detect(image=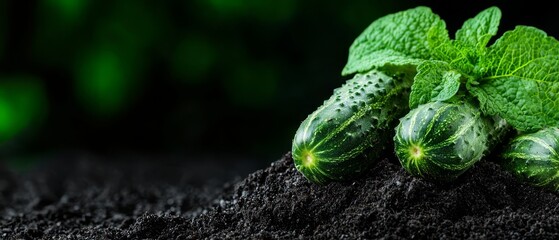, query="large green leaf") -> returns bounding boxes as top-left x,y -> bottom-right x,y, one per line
342,6 -> 447,76
470,26 -> 559,132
